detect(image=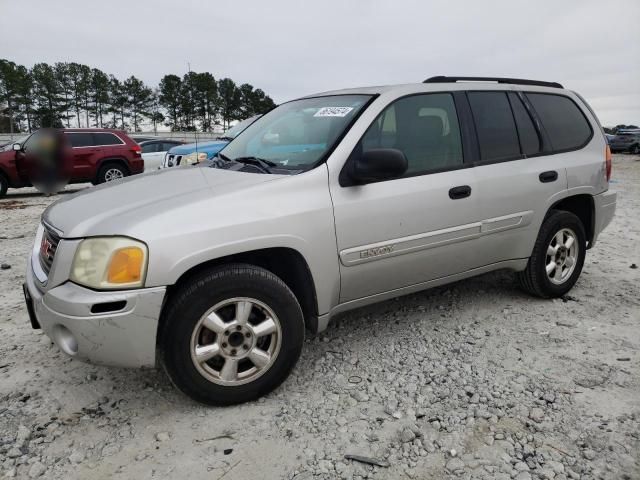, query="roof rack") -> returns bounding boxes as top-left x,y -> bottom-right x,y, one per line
423,76 -> 563,89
